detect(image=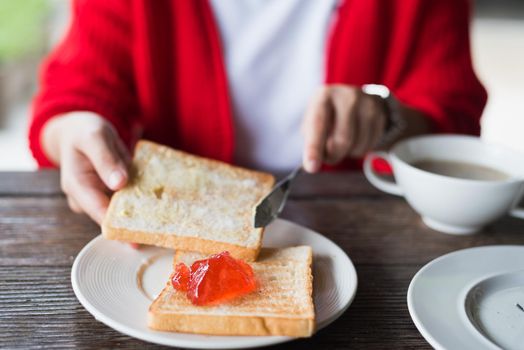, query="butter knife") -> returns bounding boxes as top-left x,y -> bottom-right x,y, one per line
254,166 -> 302,228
